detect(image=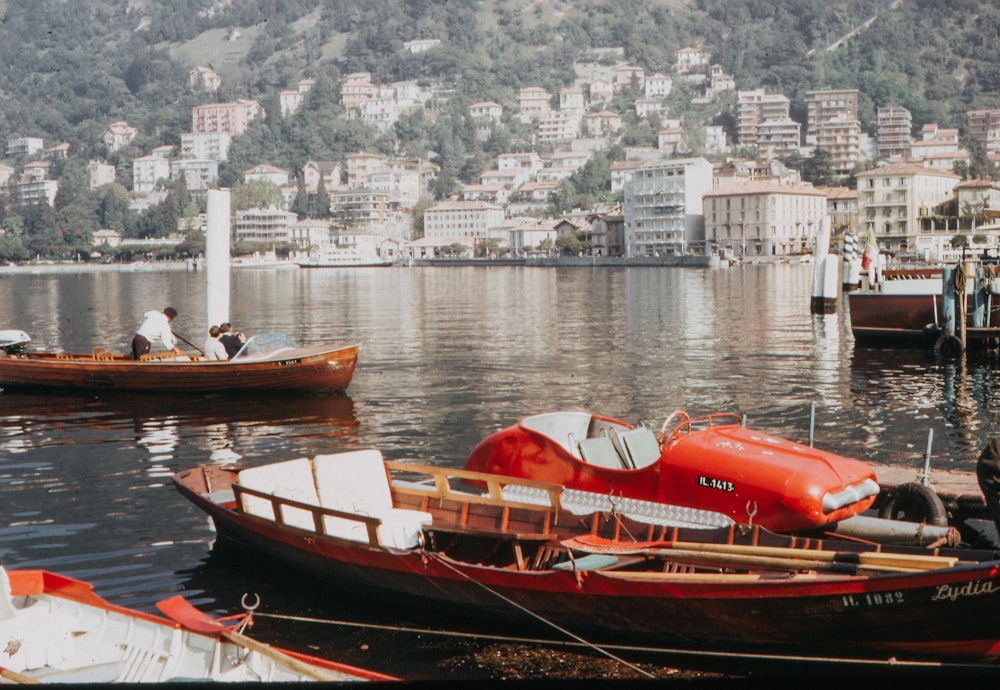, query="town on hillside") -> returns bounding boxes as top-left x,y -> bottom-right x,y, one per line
2,41 -> 998,267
